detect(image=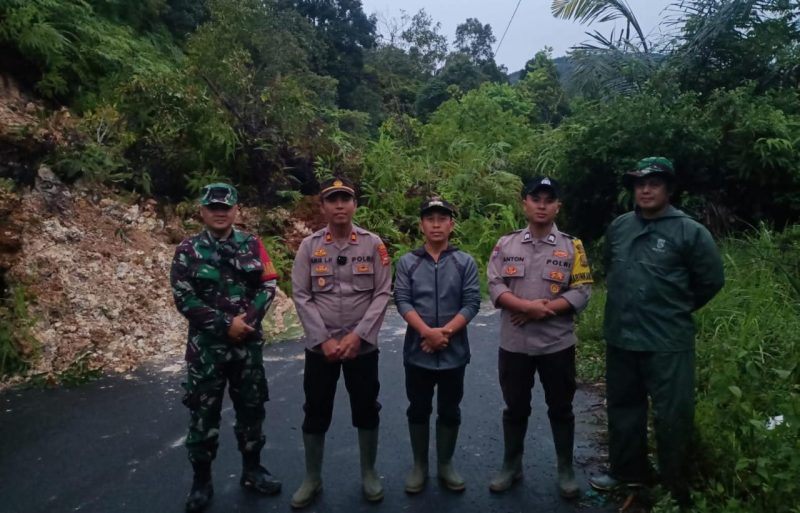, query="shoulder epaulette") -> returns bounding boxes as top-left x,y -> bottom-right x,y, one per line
559,231 -> 576,240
